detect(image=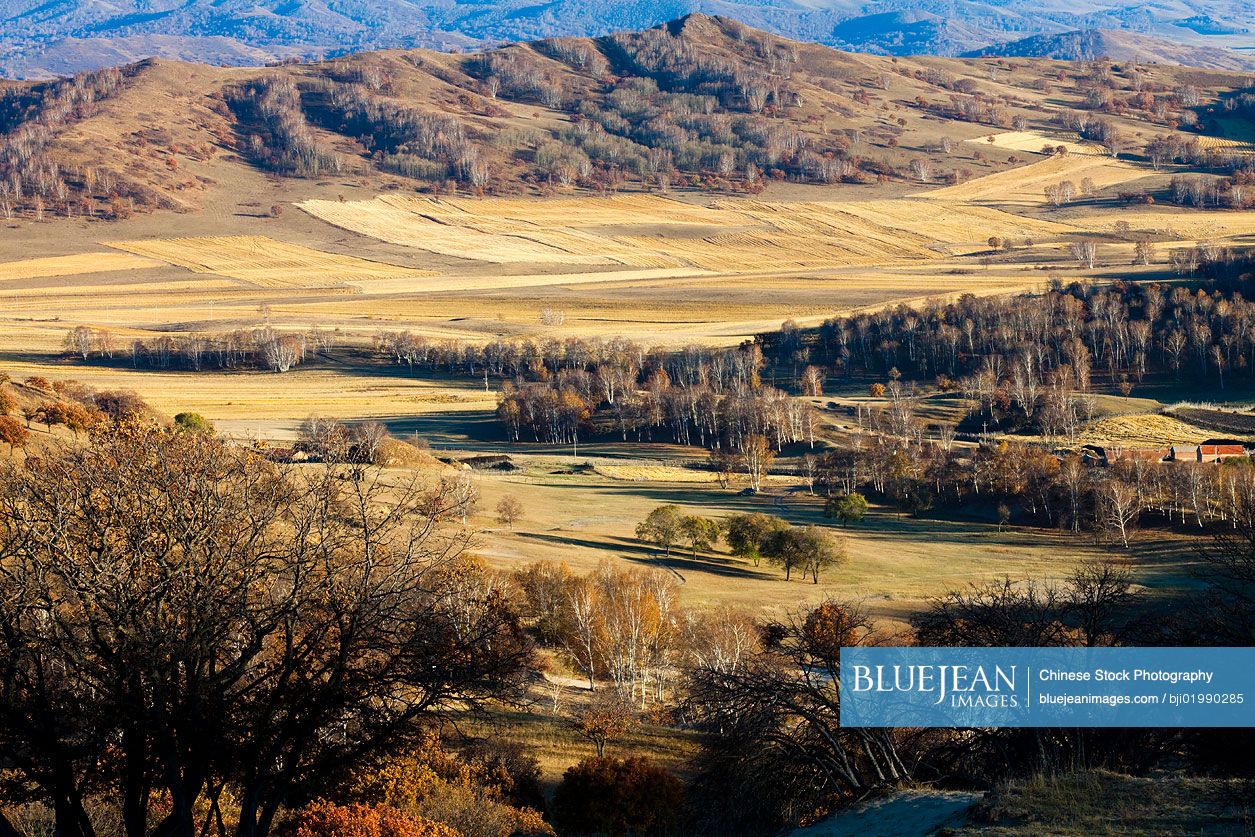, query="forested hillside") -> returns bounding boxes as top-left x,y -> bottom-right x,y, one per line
1,14 -> 1251,222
